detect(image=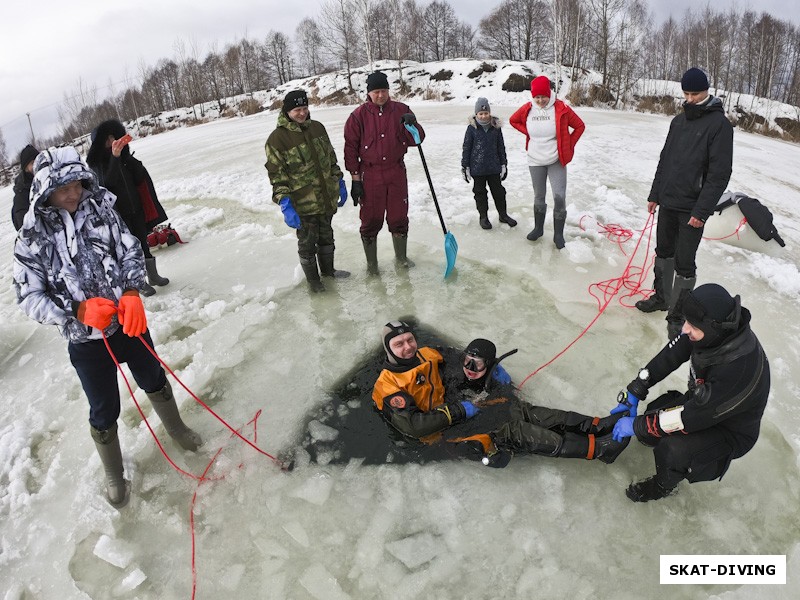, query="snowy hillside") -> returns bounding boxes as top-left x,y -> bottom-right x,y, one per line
113,59 -> 800,146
